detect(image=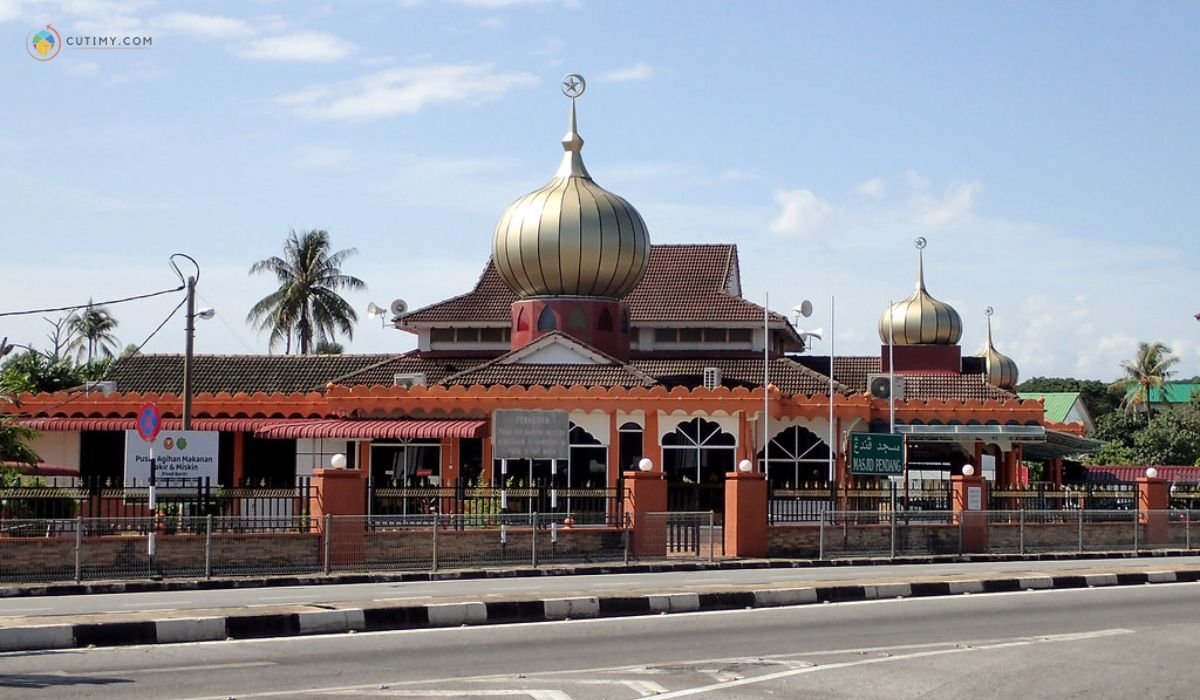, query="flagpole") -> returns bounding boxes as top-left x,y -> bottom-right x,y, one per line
888,299 -> 896,434
828,295 -> 835,483
763,291 -> 769,475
